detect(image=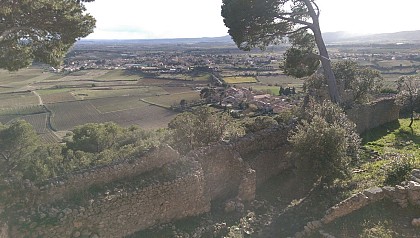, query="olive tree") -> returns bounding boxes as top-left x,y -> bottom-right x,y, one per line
221,0 -> 340,103
397,76 -> 420,128
289,101 -> 360,184
0,0 -> 96,71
